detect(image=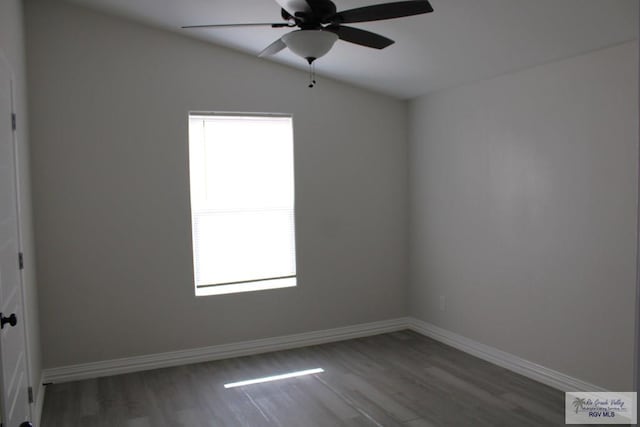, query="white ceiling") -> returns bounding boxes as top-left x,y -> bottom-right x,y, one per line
62,0 -> 638,99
